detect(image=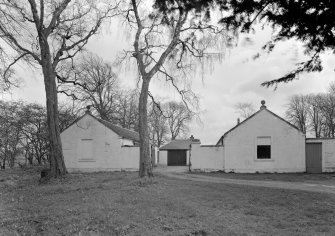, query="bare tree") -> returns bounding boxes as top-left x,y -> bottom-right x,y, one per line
148,102 -> 168,147
234,102 -> 255,119
21,103 -> 49,165
319,93 -> 335,138
59,53 -> 120,121
285,95 -> 309,134
114,89 -> 139,131
306,94 -> 324,138
59,53 -> 140,130
0,1 -> 117,177
58,102 -> 79,132
0,101 -> 25,169
122,0 -> 227,177
165,101 -> 193,140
